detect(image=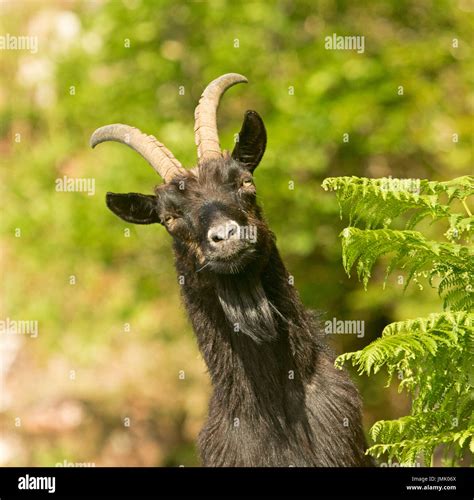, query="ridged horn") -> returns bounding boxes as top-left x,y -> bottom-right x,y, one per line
194,73 -> 248,163
90,123 -> 185,182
